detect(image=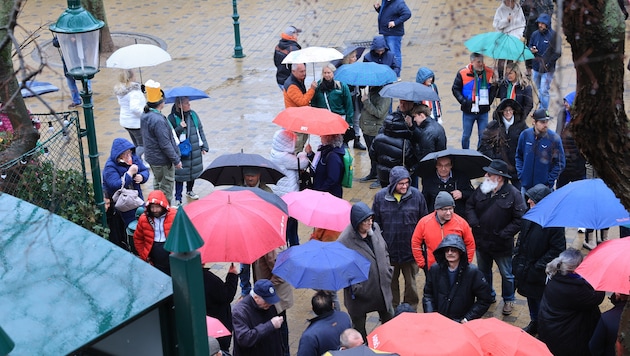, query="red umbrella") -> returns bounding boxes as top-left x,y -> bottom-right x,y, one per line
367,313 -> 483,356
184,189 -> 288,264
464,317 -> 552,356
575,237 -> 630,294
273,107 -> 349,135
281,189 -> 351,231
206,316 -> 231,338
